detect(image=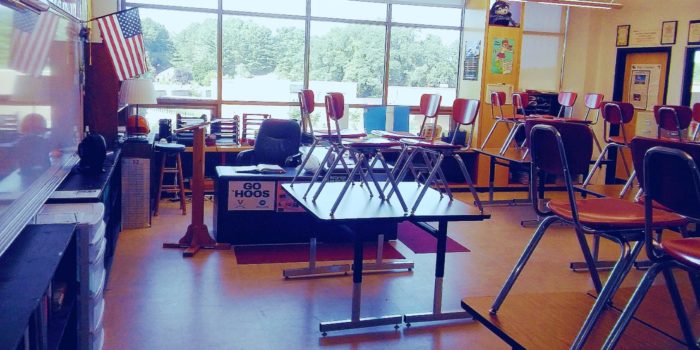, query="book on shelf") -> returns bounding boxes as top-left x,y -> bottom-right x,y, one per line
232,164 -> 285,174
